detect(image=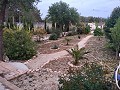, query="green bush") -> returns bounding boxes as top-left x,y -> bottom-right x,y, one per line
49,33 -> 58,40
3,28 -> 36,60
59,62 -> 112,90
94,27 -> 103,36
69,27 -> 77,36
51,44 -> 58,49
83,25 -> 90,34
51,28 -> 62,38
